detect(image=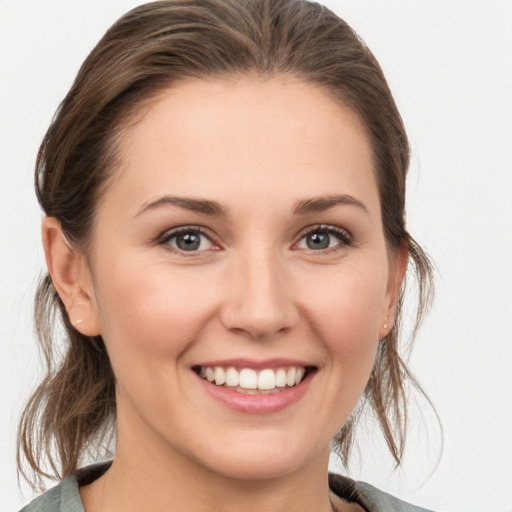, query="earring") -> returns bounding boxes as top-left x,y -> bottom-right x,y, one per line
383,316 -> 388,330
73,318 -> 83,326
